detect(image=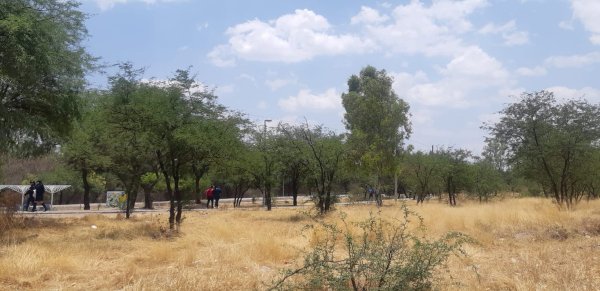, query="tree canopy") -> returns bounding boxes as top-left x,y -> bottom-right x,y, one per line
342,65 -> 411,204
485,91 -> 600,207
0,0 -> 93,155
